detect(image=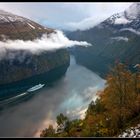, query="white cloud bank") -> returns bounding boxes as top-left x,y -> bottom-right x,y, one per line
66,16 -> 106,31
0,30 -> 91,59
111,36 -> 129,42
120,28 -> 140,35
